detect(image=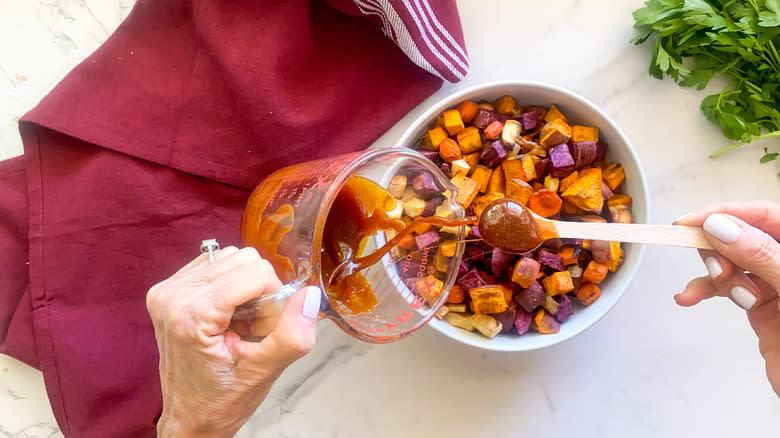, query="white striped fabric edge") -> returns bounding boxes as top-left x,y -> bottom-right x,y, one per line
419,0 -> 469,65
352,0 -> 444,80
399,0 -> 465,80
410,0 -> 468,73
353,0 -> 393,40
